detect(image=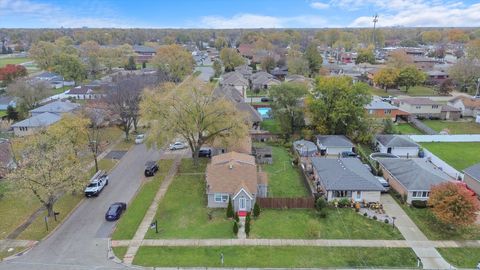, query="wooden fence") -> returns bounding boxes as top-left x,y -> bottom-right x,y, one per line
256,197 -> 315,209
